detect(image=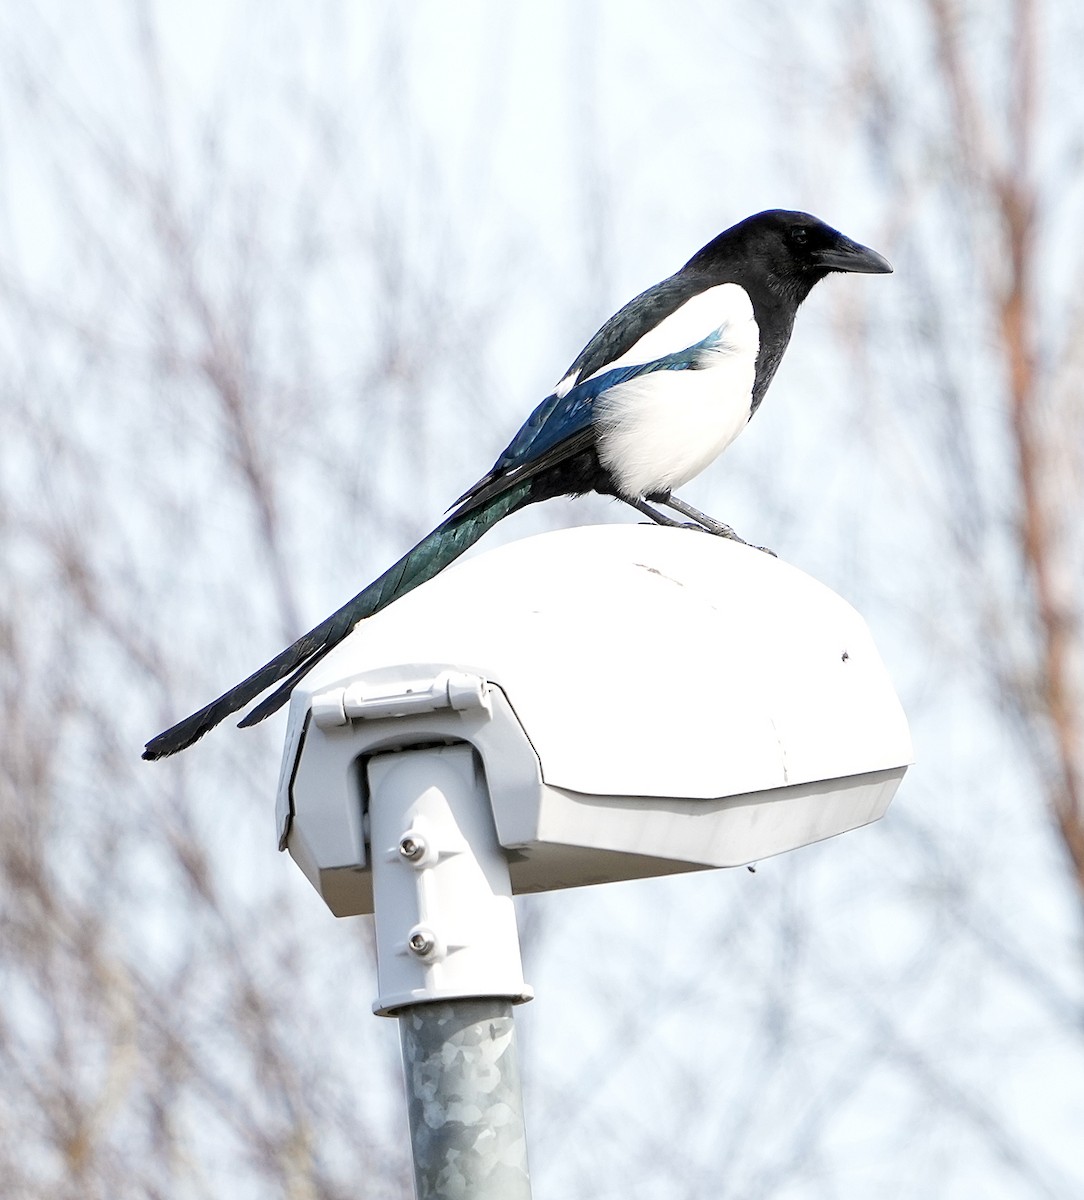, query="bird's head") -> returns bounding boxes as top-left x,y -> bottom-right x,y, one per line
688,209 -> 892,305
